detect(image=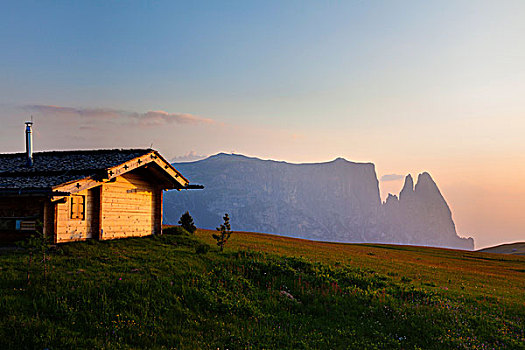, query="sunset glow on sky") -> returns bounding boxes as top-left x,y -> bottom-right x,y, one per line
1,1 -> 524,249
